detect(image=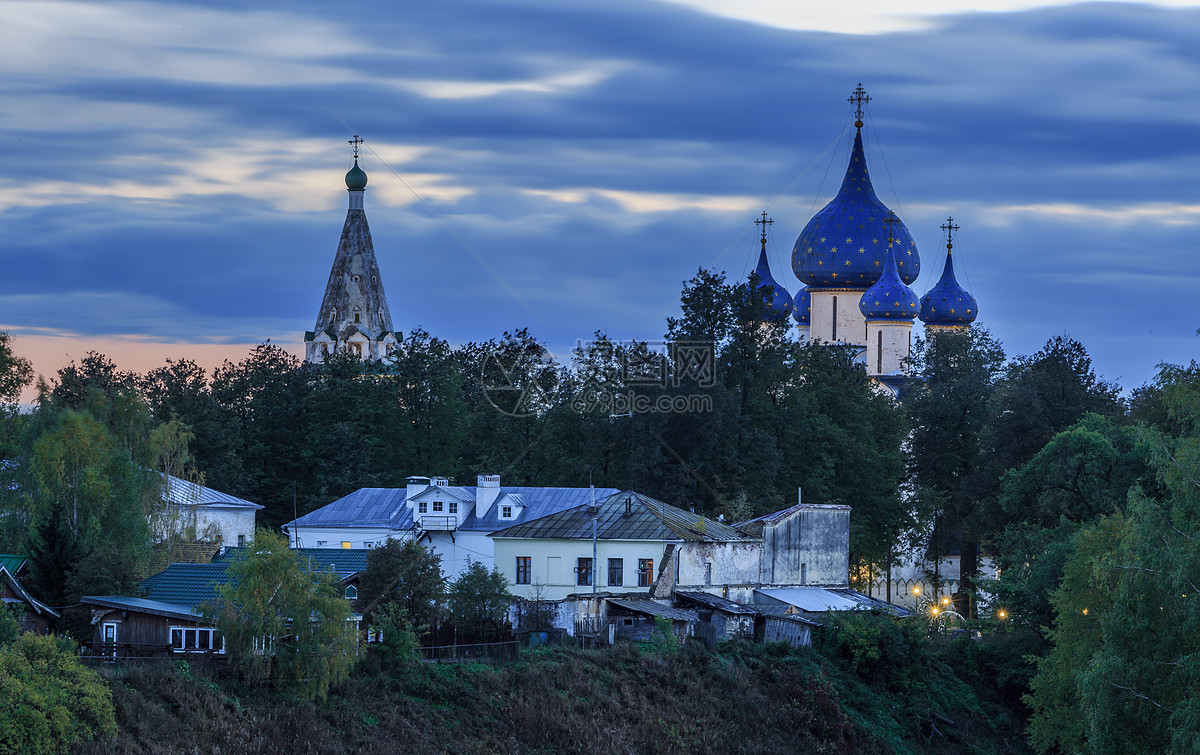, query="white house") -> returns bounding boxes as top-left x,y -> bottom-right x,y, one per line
489,490 -> 852,603
153,474 -> 262,551
281,475 -> 620,579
